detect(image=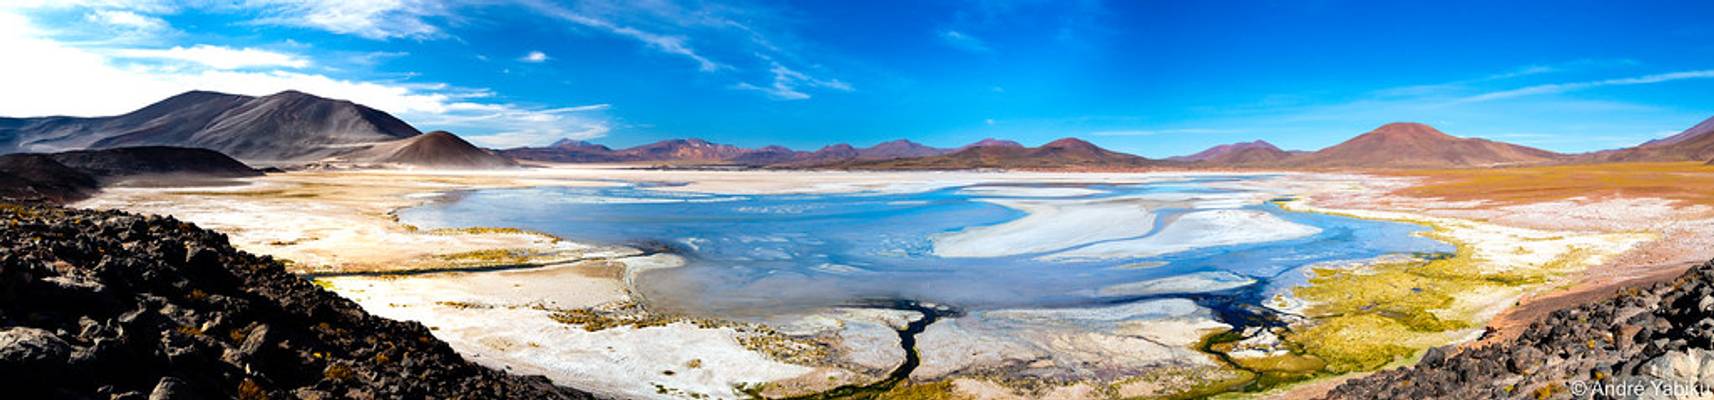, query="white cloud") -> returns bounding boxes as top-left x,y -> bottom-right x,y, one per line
520,50 -> 549,63
0,8 -> 608,147
114,45 -> 309,69
1459,69 -> 1714,103
244,0 -> 444,40
939,29 -> 990,53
